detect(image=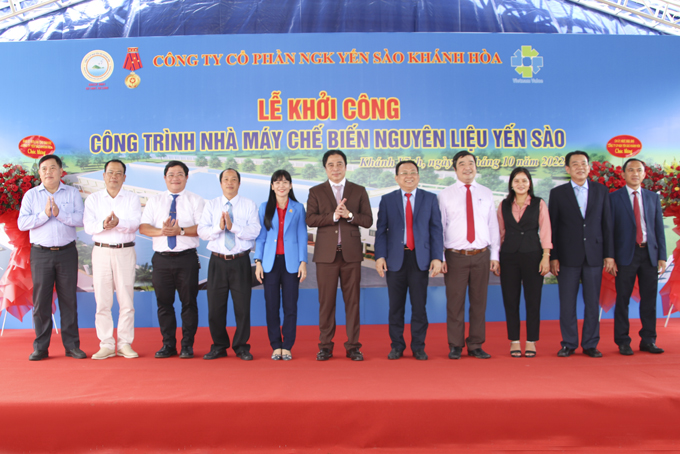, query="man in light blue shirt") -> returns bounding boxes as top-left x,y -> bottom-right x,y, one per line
18,154 -> 86,361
